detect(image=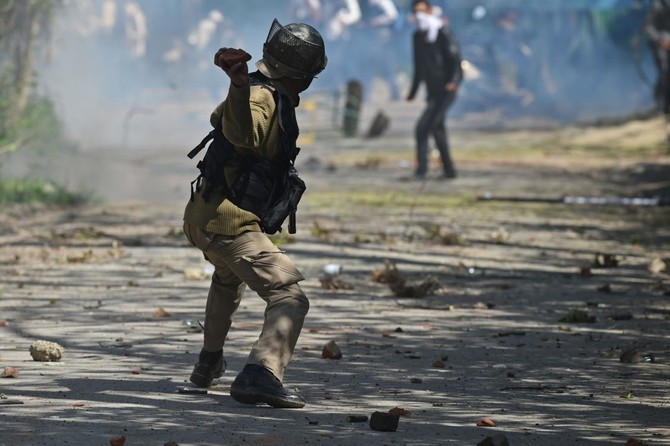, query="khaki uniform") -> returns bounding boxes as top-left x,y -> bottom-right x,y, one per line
183,82 -> 308,381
